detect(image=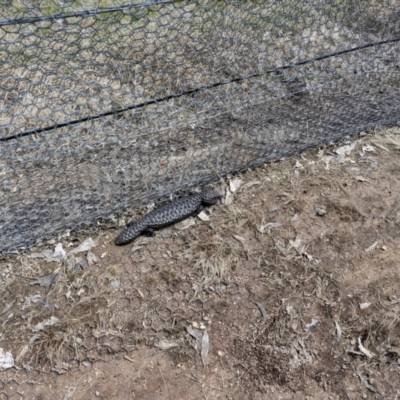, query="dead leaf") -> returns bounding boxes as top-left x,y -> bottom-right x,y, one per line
179,217 -> 196,230
294,160 -> 304,169
322,155 -> 334,170
229,177 -> 242,193
187,326 -> 209,366
29,272 -> 59,288
335,141 -> 357,157
255,302 -> 267,323
224,188 -> 235,205
36,300 -> 58,309
355,366 -> 376,392
129,245 -> 142,253
305,318 -> 319,332
334,320 -> 342,343
68,238 -> 97,255
52,362 -> 71,375
289,234 -> 302,251
52,243 -> 66,261
154,340 -> 180,350
201,330 -> 210,367
1,300 -> 15,315
275,241 -> 287,256
32,316 -> 60,332
87,251 -> 98,266
239,181 -> 261,191
355,176 -> 371,183
303,252 -> 313,261
29,334 -> 41,345
63,386 -> 76,400
361,144 -> 376,154
258,222 -> 282,234
0,348 -> 14,370
27,243 -> 66,263
232,234 -> 246,244
358,337 -> 376,358
359,302 -> 371,310
197,211 -> 209,221
365,241 -> 378,252
187,326 -> 203,343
